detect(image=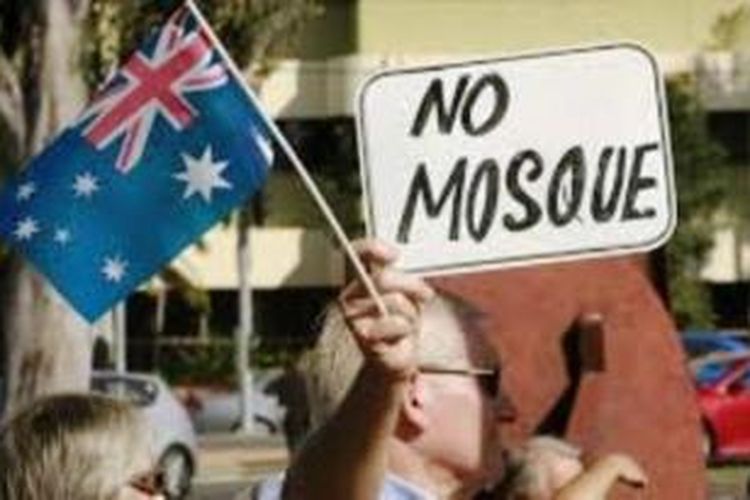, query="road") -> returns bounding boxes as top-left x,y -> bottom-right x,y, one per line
189,465 -> 285,499
189,434 -> 287,500
190,479 -> 252,499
